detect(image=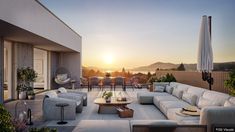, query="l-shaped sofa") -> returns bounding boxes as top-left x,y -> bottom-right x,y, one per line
137,82 -> 235,132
